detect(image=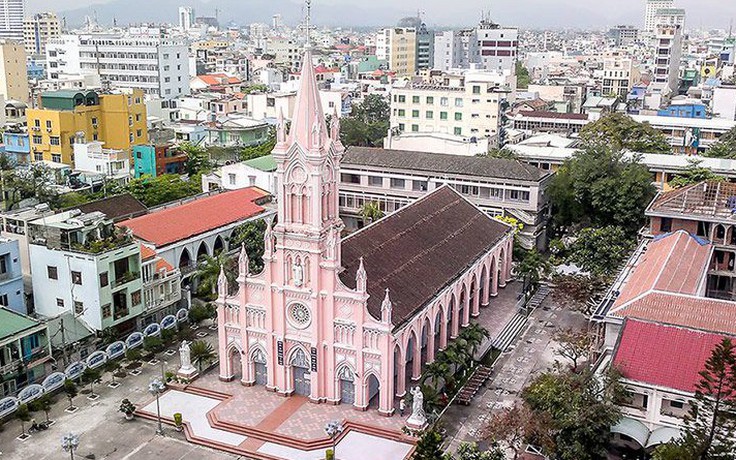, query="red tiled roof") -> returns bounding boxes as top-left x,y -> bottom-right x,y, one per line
119,188 -> 269,247
612,292 -> 736,336
613,319 -> 728,393
613,231 -> 711,309
140,244 -> 156,261
196,74 -> 242,86
156,258 -> 174,272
